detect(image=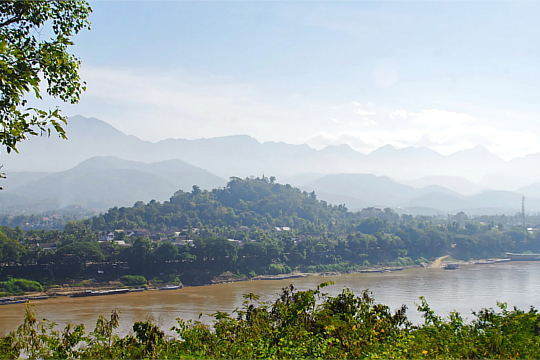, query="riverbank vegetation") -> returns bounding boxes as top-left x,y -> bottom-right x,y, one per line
1,177 -> 540,291
1,283 -> 539,359
0,278 -> 42,297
